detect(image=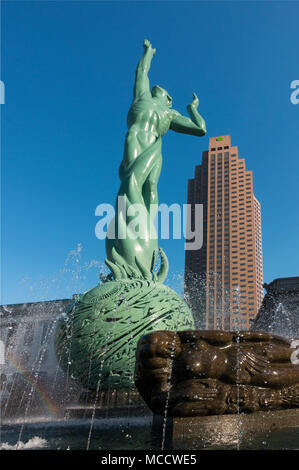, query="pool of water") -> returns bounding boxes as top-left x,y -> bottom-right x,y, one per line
0,418 -> 153,450
1,419 -> 299,450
